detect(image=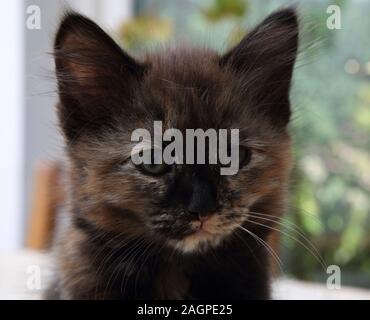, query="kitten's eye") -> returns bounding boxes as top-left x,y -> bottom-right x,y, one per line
140,163 -> 169,175
239,147 -> 252,168
132,148 -> 170,176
